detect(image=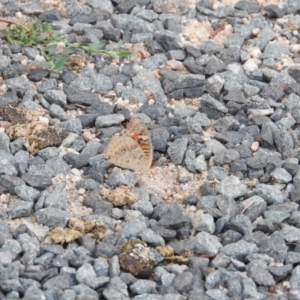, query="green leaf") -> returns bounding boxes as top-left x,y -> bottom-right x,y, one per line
52,31 -> 63,40
62,47 -> 75,55
116,51 -> 131,57
52,54 -> 67,66
7,35 -> 13,44
46,44 -> 57,55
36,34 -> 48,42
20,29 -> 25,40
87,41 -> 106,51
0,19 -> 131,73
